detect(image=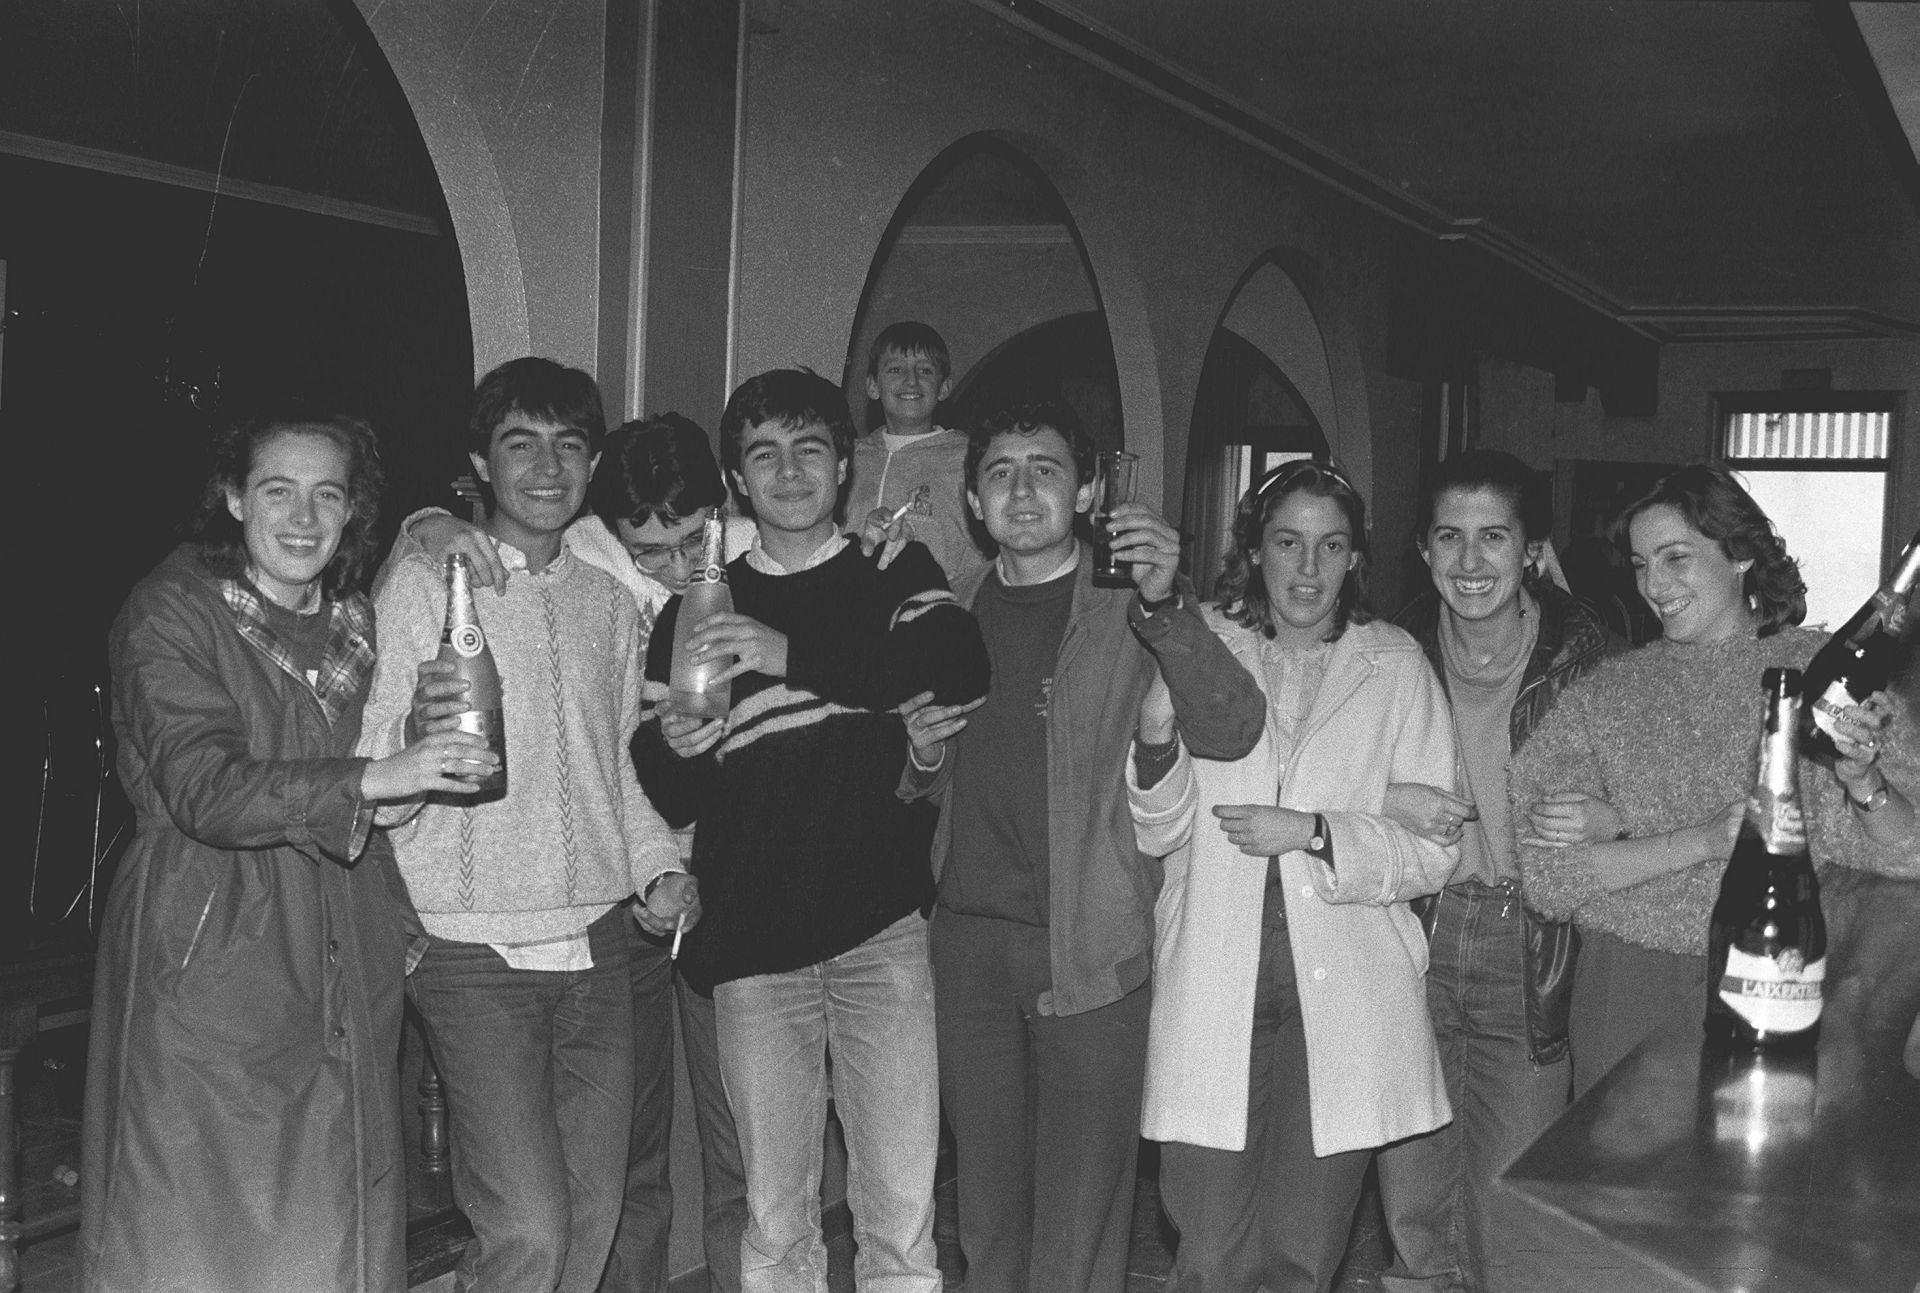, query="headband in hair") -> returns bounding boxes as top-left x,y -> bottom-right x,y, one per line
1252,458 -> 1354,500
